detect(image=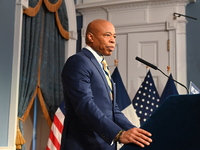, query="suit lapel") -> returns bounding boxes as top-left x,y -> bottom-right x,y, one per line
82,48 -> 114,101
